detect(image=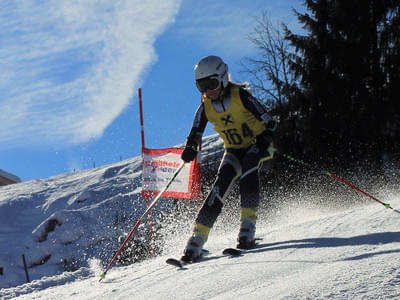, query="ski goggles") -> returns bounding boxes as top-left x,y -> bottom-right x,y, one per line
196,76 -> 221,93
